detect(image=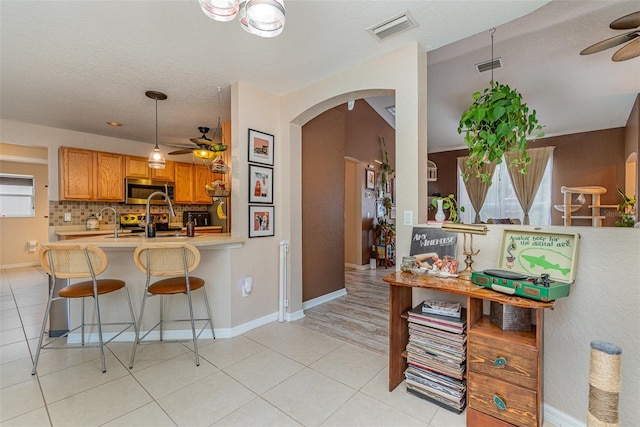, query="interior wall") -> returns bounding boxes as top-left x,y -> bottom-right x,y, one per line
428,127 -> 626,225
344,158 -> 360,267
0,155 -> 49,268
301,108 -> 345,301
625,94 -> 639,199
